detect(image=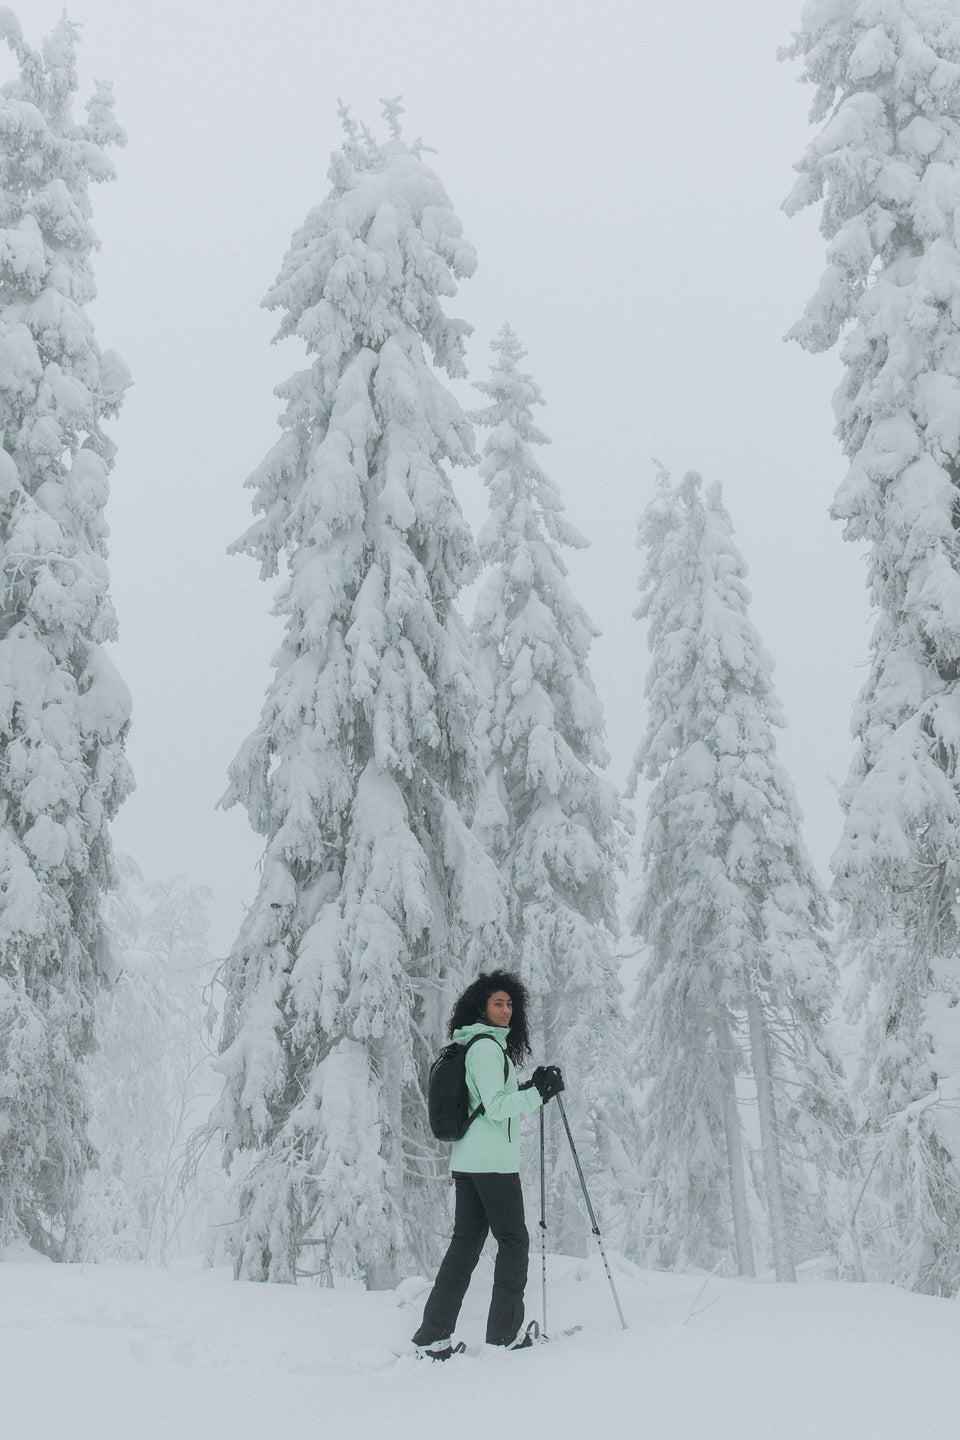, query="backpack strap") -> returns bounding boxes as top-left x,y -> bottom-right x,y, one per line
462,1034 -> 510,1127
